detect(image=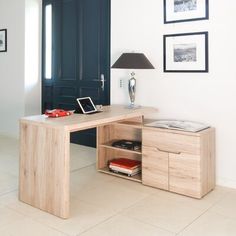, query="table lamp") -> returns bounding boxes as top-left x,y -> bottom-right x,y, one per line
111,53 -> 154,108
